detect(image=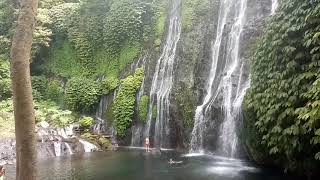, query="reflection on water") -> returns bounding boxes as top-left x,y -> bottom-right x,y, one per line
5,149 -> 299,180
